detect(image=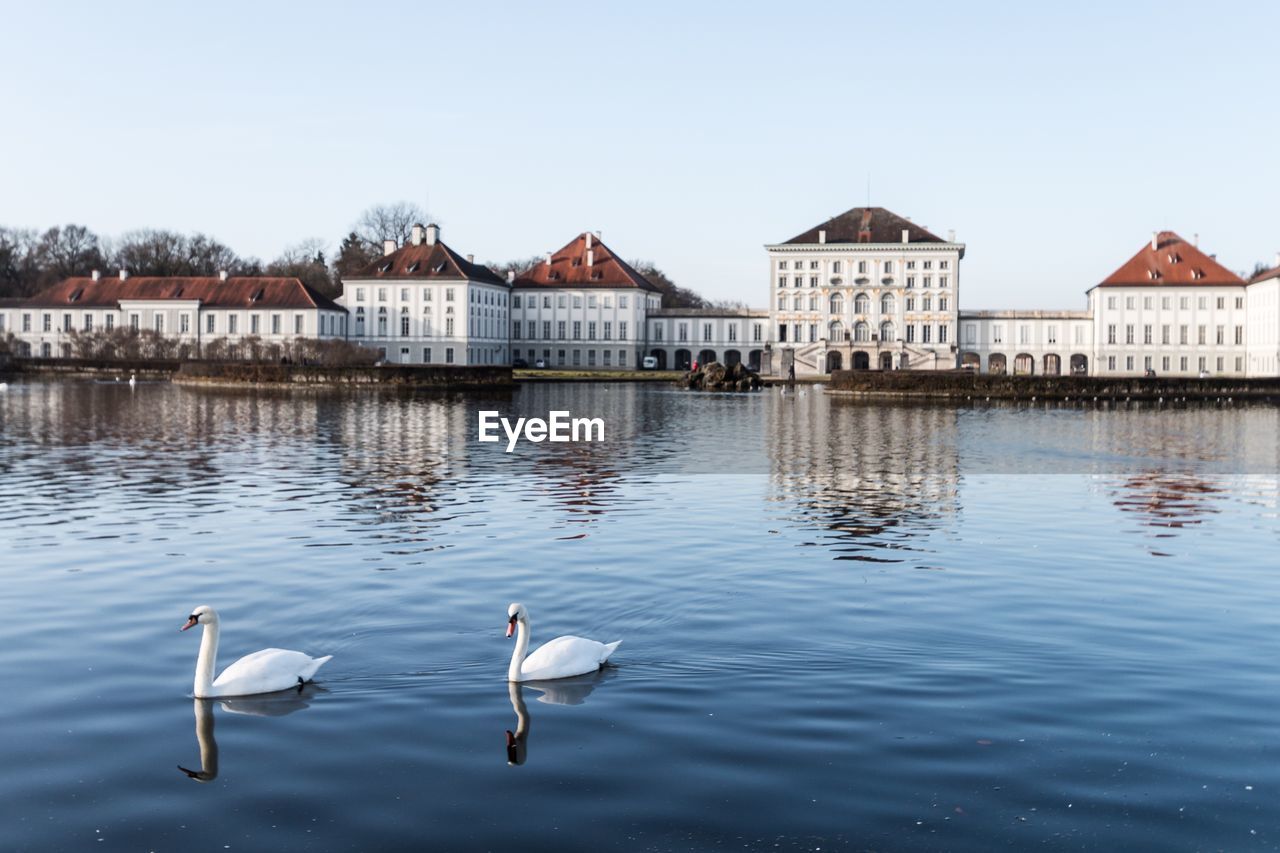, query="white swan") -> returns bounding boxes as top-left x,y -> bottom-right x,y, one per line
506,602 -> 619,682
181,604 -> 332,698
128,373 -> 136,387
